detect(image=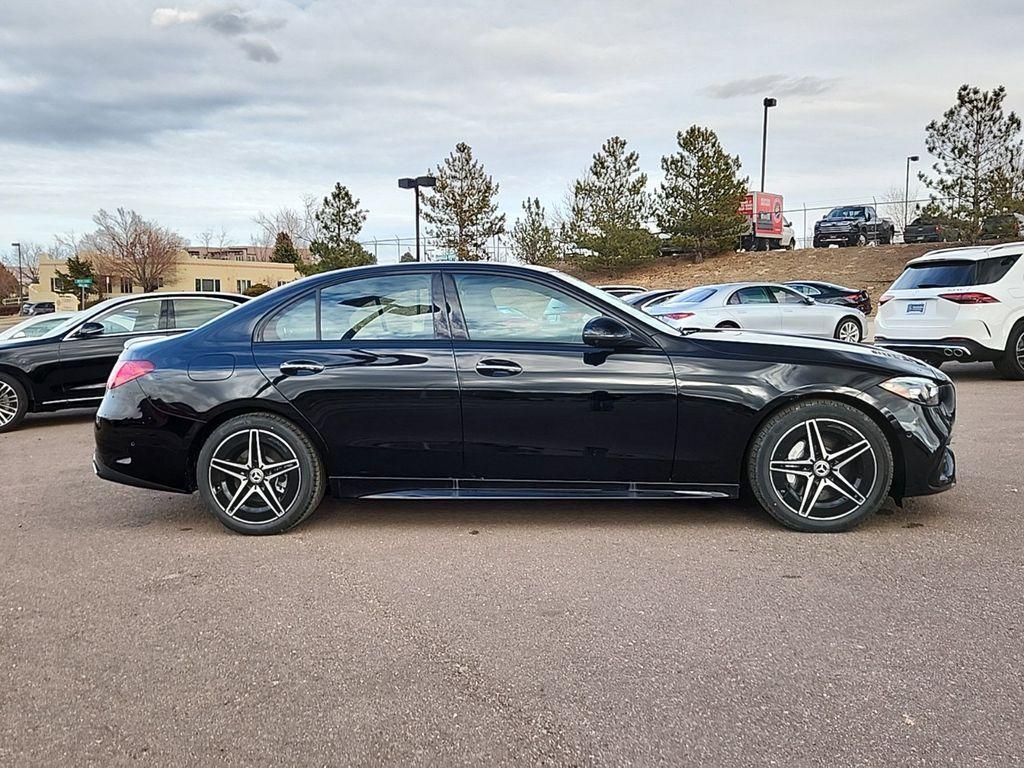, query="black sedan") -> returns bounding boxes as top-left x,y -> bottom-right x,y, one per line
94,263 -> 956,535
0,291 -> 246,432
784,281 -> 873,315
